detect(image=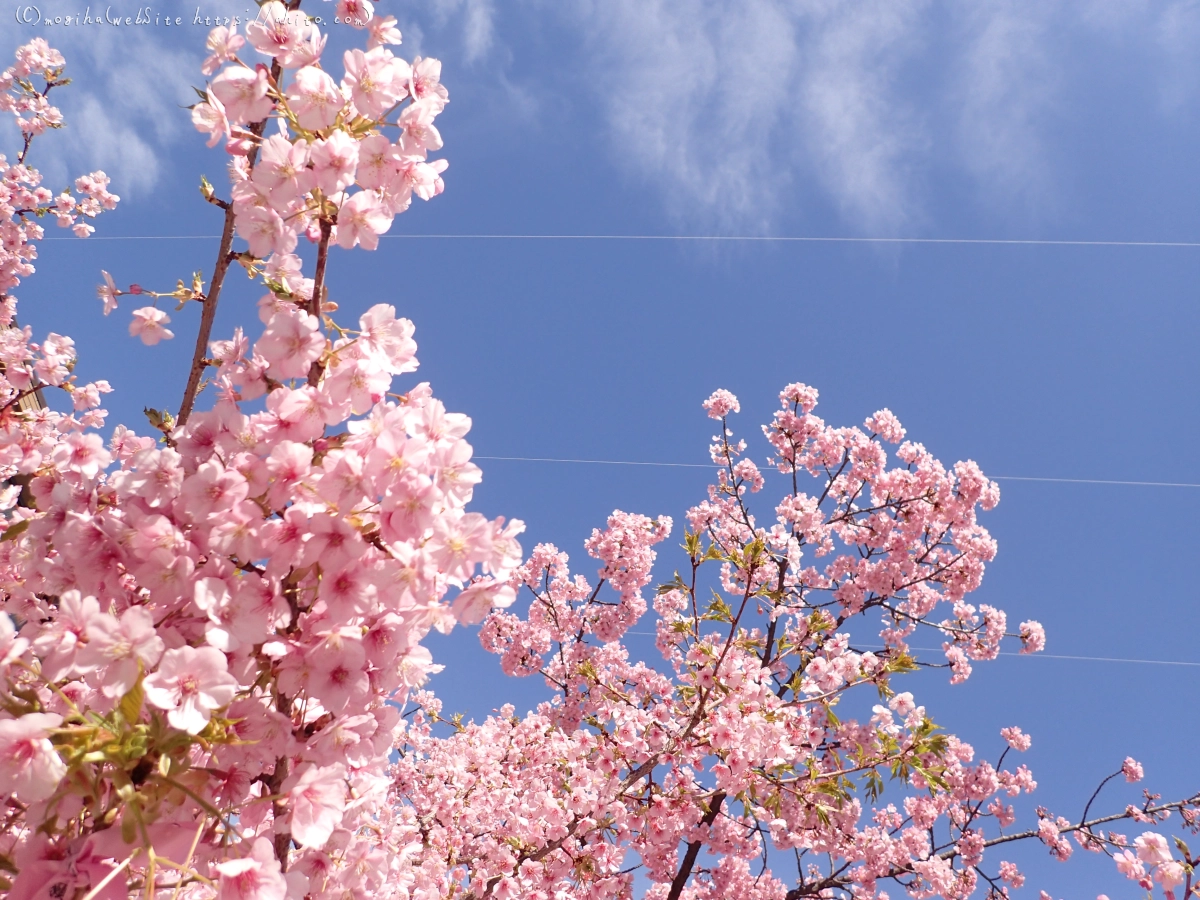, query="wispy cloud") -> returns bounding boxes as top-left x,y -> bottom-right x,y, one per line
423,0 -> 498,65
1155,0 -> 1200,111
552,0 -> 931,232
948,2 -> 1058,213
550,0 -> 1200,232
2,26 -> 199,199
